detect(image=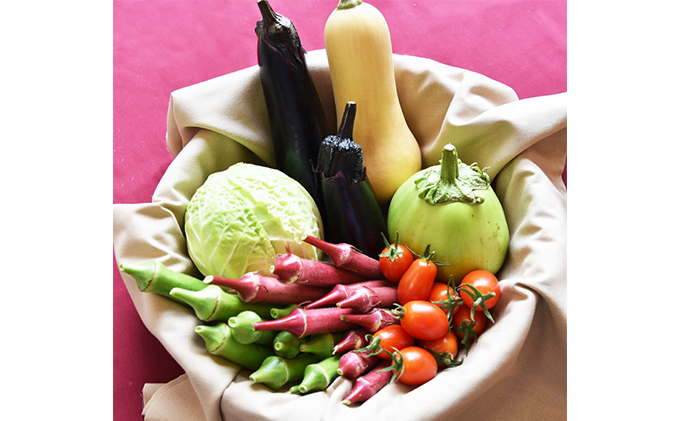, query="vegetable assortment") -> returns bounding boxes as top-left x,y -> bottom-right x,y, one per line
119,0 -> 514,411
